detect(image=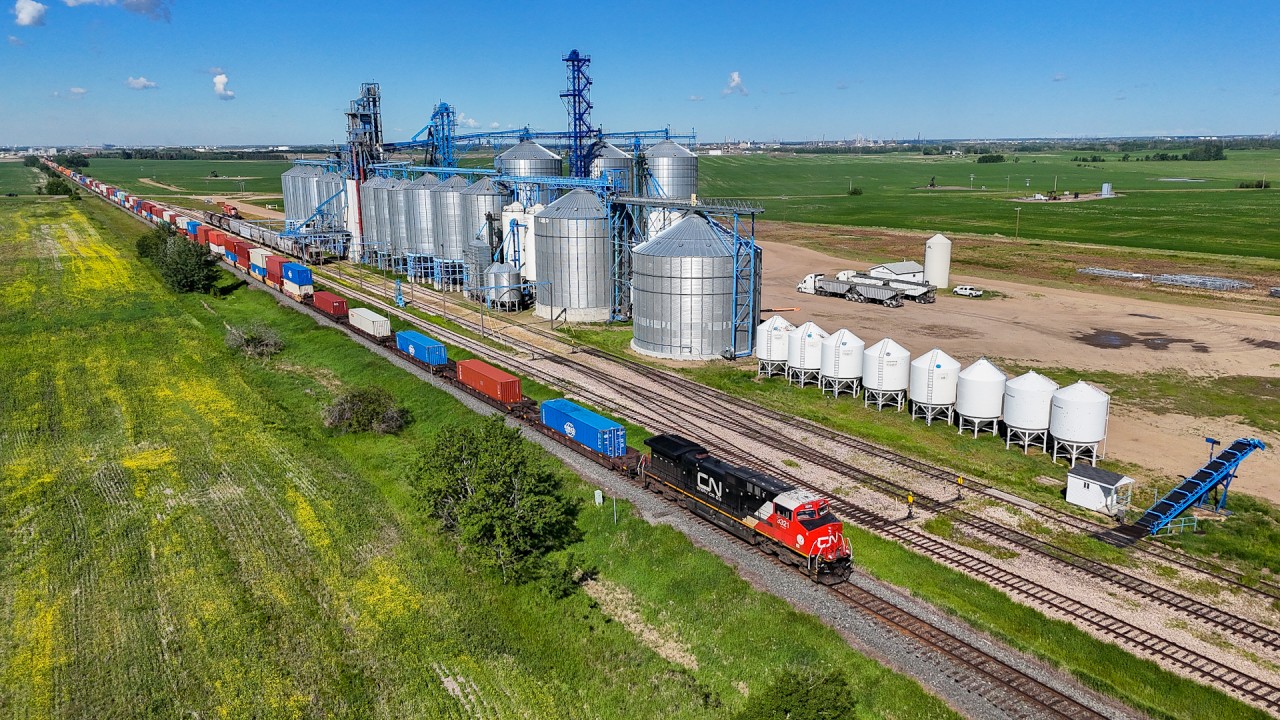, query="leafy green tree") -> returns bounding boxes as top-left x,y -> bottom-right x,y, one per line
135,226 -> 169,260
41,176 -> 79,197
156,234 -> 221,293
406,415 -> 580,583
977,153 -> 1006,163
733,669 -> 858,720
22,155 -> 40,167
